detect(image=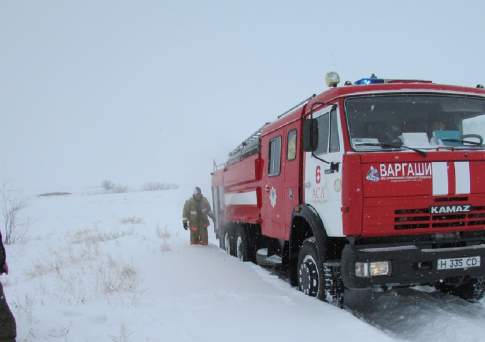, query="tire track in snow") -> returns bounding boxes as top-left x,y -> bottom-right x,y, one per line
351,287 -> 485,342
240,257 -> 485,342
